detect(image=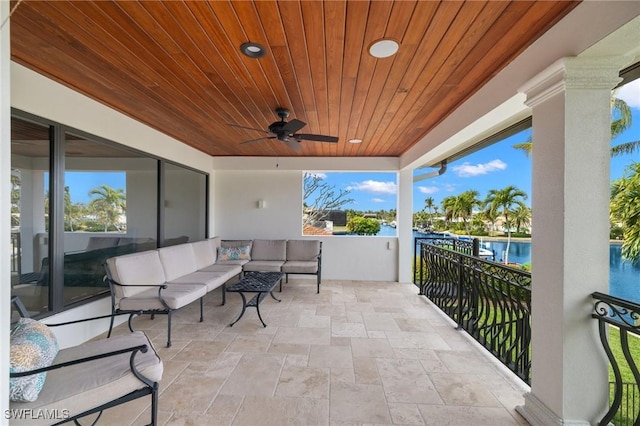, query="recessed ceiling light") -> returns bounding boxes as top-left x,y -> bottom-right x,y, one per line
240,42 -> 267,59
368,39 -> 399,58
349,138 -> 363,144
